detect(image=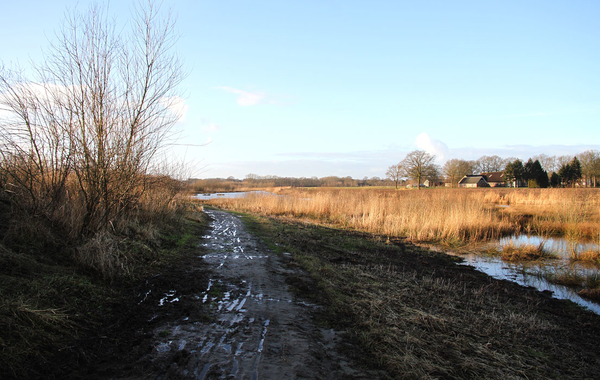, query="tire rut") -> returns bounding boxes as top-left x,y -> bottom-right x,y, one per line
137,209 -> 375,379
